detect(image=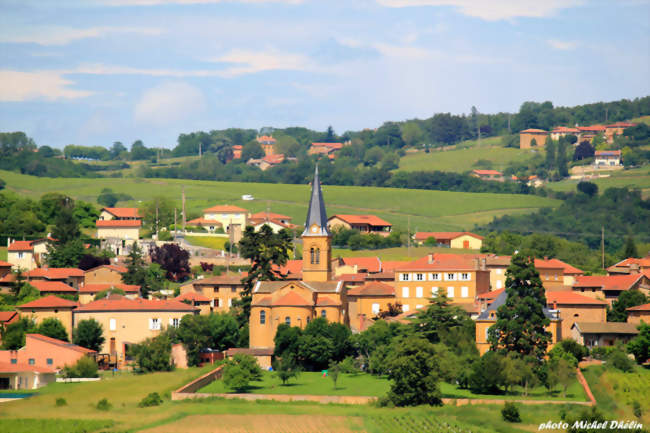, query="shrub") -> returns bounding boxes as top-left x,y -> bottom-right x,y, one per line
63,356 -> 99,378
55,397 -> 67,407
501,402 -> 521,422
633,401 -> 642,418
96,398 -> 112,411
138,392 -> 163,408
608,349 -> 634,372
